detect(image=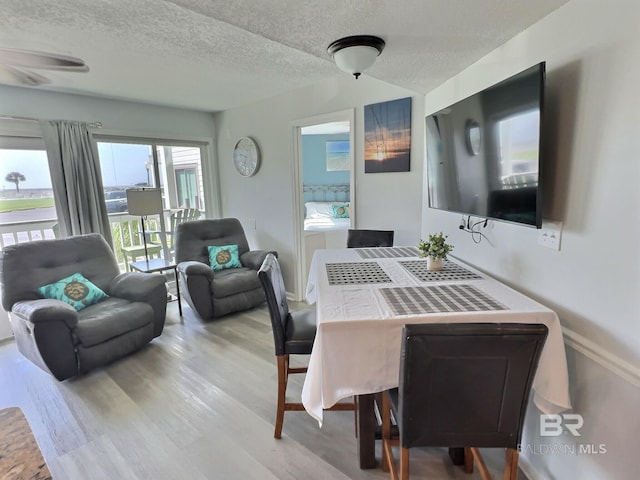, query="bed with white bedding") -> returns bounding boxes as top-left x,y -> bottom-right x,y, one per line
303,184 -> 351,232
304,201 -> 351,231
303,185 -> 351,265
